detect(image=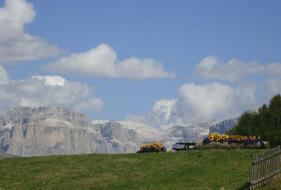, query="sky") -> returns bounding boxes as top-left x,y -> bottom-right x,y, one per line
0,0 -> 281,127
